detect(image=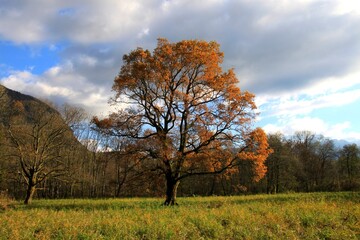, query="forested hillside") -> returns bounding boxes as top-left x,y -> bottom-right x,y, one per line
0,84 -> 87,203
0,84 -> 359,203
